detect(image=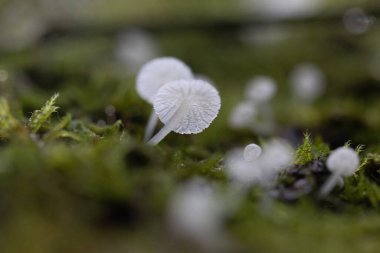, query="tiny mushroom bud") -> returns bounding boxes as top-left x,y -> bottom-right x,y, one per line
245,76 -> 277,104
136,57 -> 193,141
319,146 -> 360,198
147,79 -> 221,145
244,143 -> 262,162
